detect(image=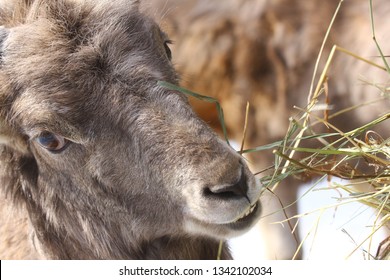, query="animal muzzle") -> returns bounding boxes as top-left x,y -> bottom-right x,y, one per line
182,154 -> 262,238
203,166 -> 250,204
